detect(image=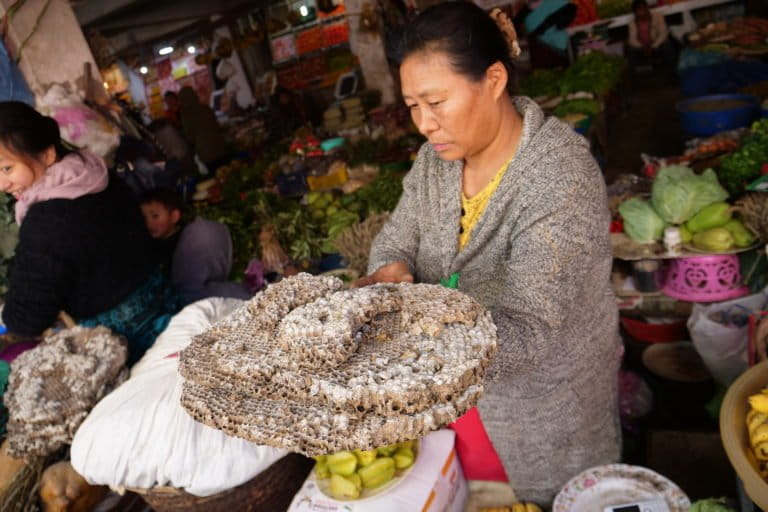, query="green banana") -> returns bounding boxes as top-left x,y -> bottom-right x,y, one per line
353,449 -> 377,467
326,451 -> 357,476
376,444 -> 397,457
679,223 -> 693,243
692,227 -> 734,252
358,457 -> 396,489
393,447 -> 415,469
329,473 -> 360,499
723,218 -> 756,247
314,460 -> 331,479
397,440 -> 414,451
686,202 -> 732,233
349,473 -> 362,491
